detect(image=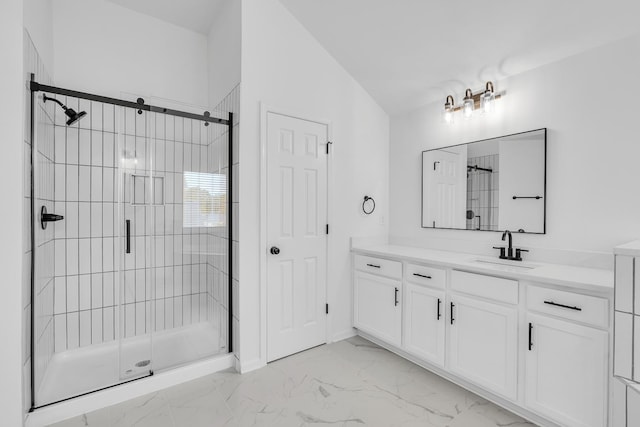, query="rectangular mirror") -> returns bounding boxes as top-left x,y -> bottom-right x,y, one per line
422,128 -> 546,233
